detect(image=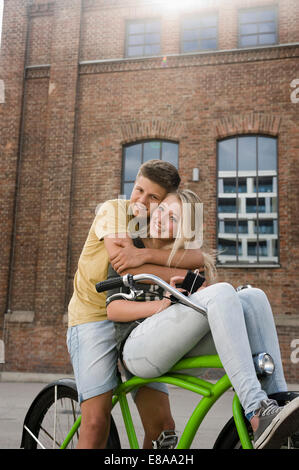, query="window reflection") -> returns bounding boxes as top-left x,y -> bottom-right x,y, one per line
126,20 -> 161,58
122,140 -> 179,199
182,15 -> 218,52
239,7 -> 277,48
217,135 -> 278,264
